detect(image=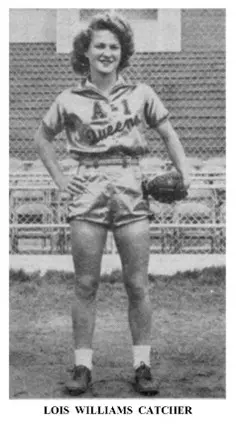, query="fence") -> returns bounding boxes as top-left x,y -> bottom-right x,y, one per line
9,162 -> 226,254
9,45 -> 225,161
9,9 -> 226,255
